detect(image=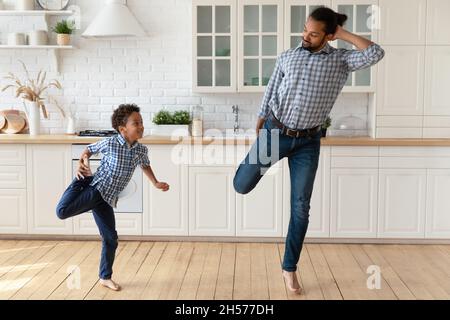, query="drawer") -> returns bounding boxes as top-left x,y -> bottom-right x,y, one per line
0,166 -> 26,188
331,146 -> 379,157
331,157 -> 378,168
0,145 -> 26,165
